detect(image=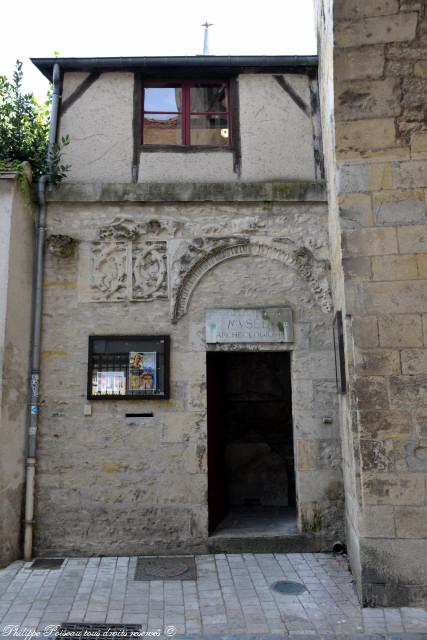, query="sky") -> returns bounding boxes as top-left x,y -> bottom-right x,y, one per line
1,0 -> 317,102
